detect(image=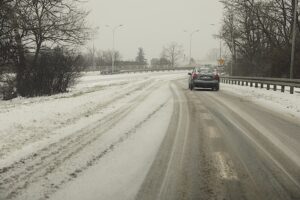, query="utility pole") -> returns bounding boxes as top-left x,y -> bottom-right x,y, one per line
290,0 -> 298,79
220,39 -> 222,61
210,24 -> 223,66
230,14 -> 235,76
231,35 -> 234,76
